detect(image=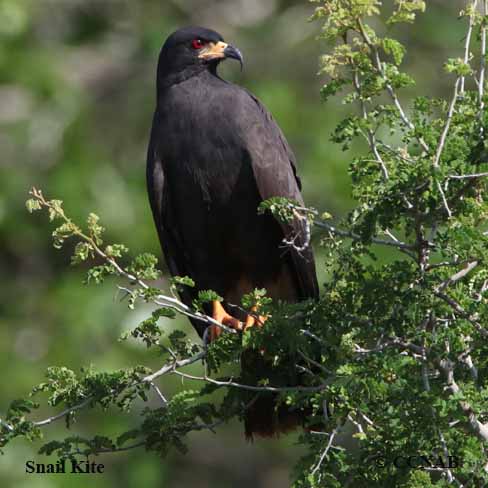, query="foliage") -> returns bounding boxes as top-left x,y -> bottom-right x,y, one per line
3,1 -> 488,487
